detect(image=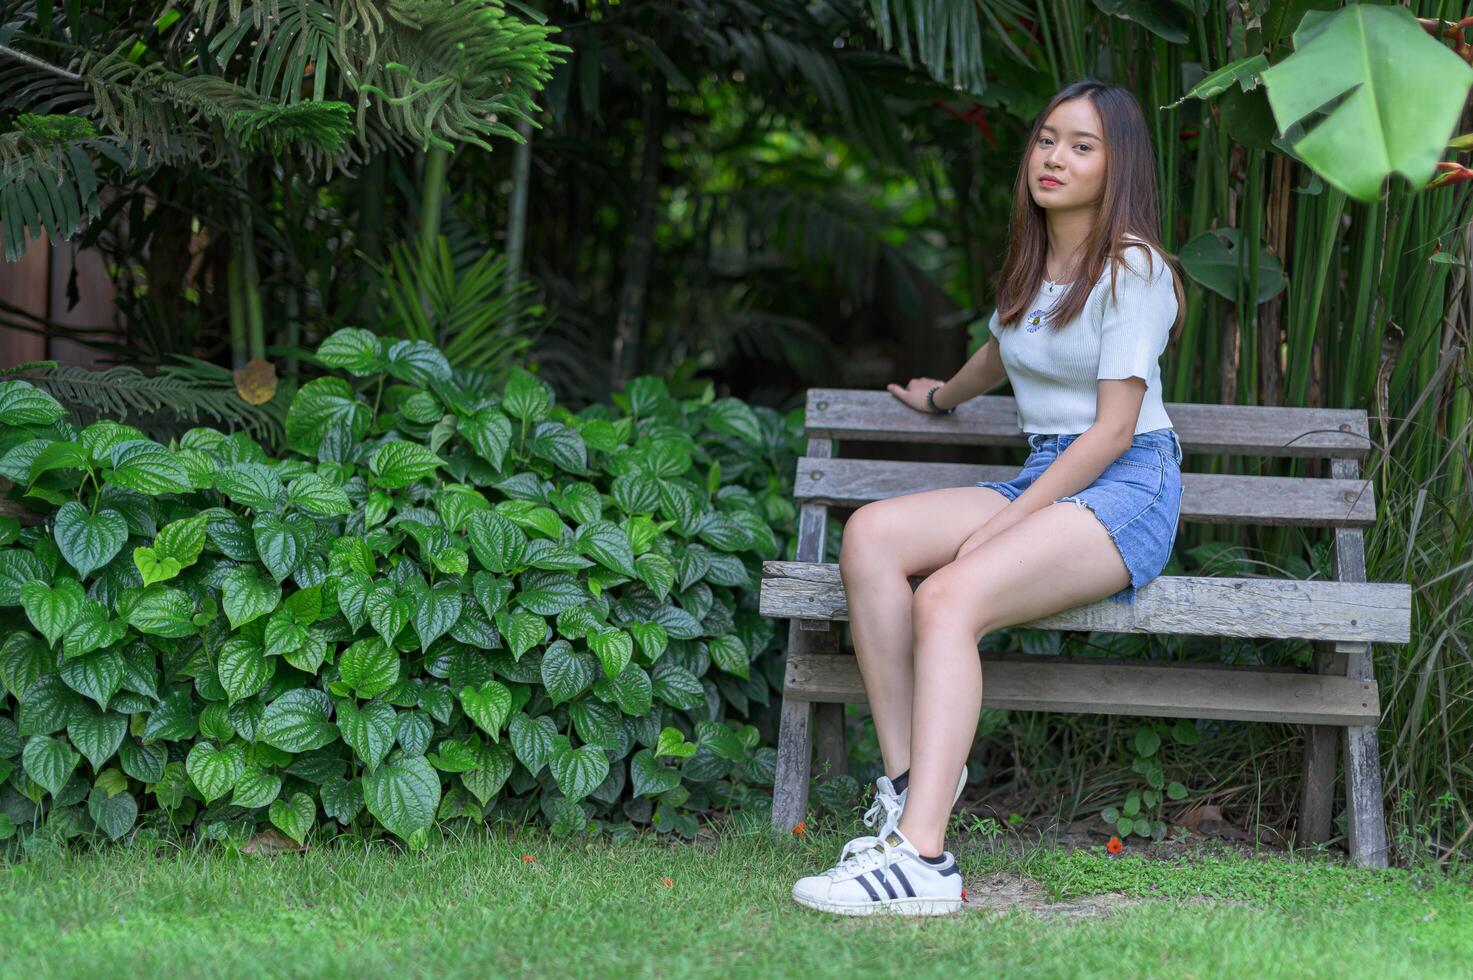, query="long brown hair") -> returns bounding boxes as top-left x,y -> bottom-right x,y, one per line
992,80 -> 1185,343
